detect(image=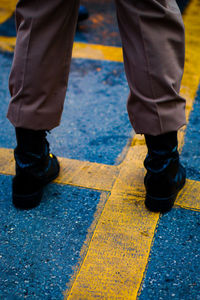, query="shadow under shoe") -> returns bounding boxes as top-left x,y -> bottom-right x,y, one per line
144,148 -> 186,213
13,147 -> 60,210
